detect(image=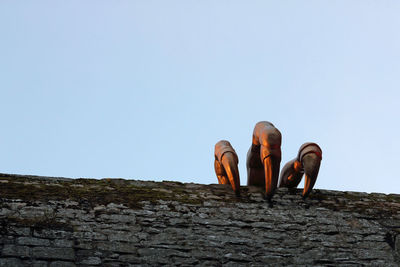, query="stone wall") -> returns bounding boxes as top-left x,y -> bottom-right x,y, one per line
0,173 -> 399,266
